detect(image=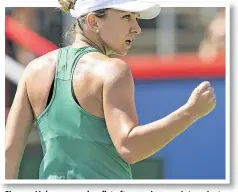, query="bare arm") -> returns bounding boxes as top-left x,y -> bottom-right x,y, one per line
103,59 -> 216,164
5,67 -> 34,179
